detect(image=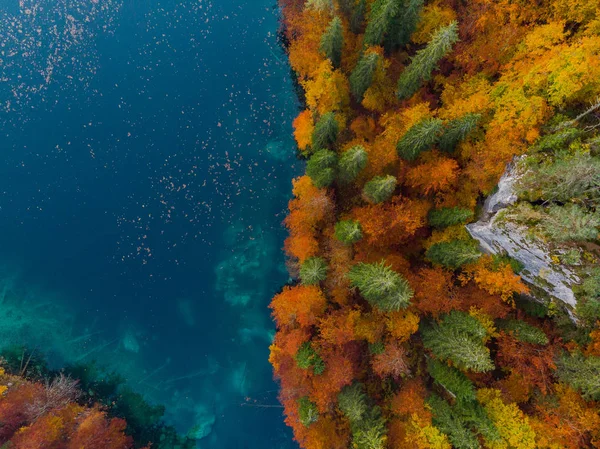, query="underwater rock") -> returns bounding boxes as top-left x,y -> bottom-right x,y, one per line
122,330 -> 140,353
189,403 -> 216,440
467,160 -> 580,307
